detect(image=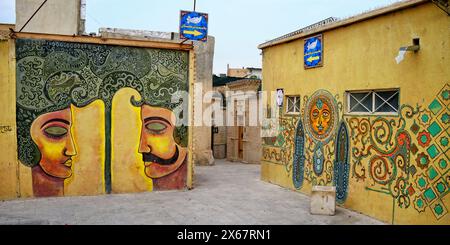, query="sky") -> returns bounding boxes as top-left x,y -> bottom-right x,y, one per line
0,0 -> 401,75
